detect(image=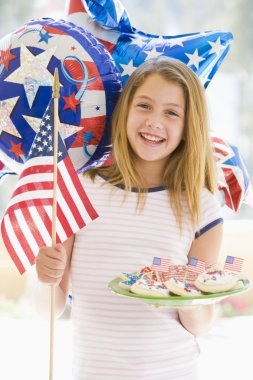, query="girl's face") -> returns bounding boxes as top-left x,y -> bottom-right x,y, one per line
127,73 -> 185,176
